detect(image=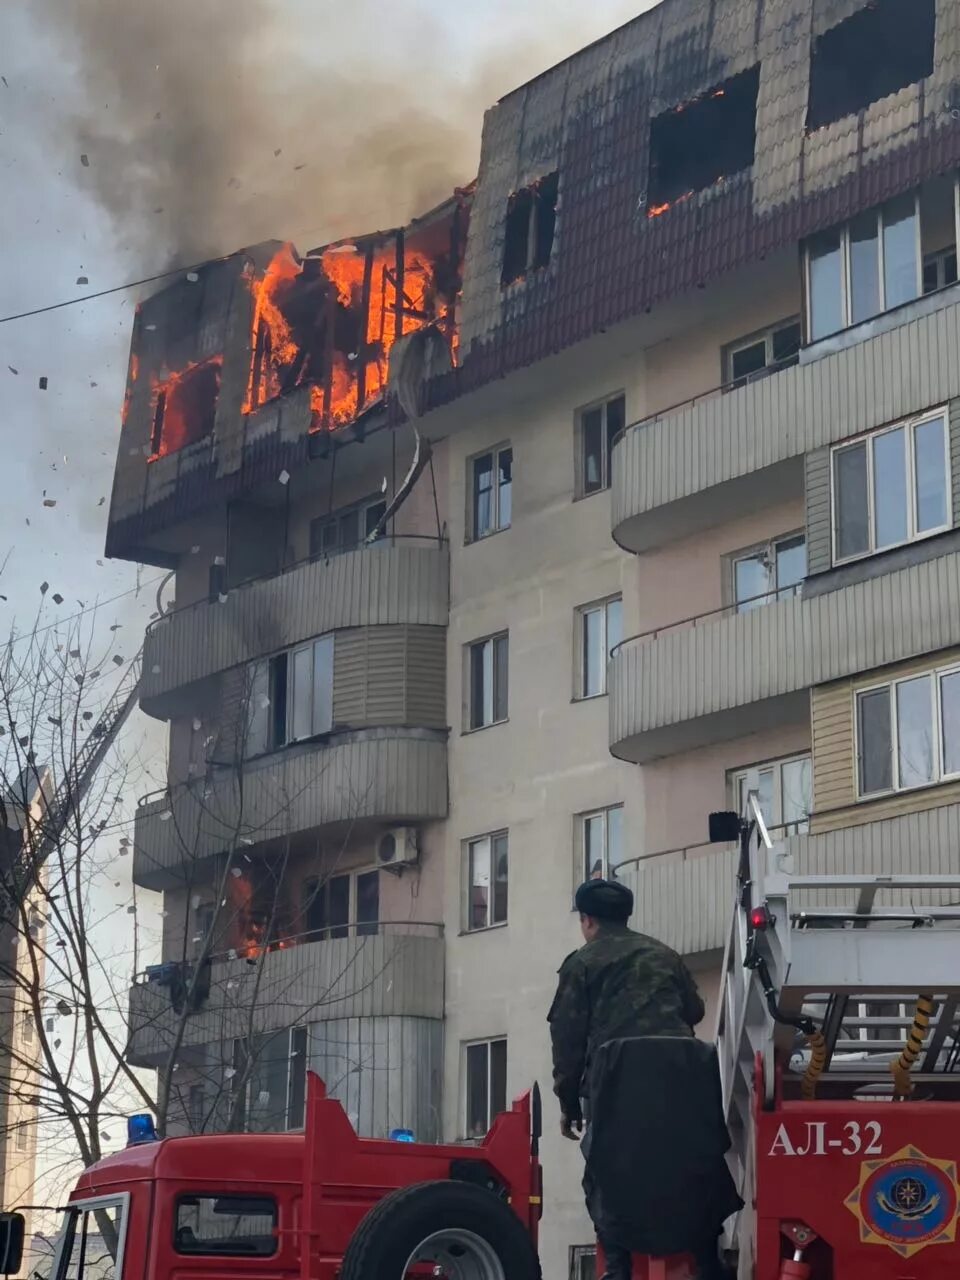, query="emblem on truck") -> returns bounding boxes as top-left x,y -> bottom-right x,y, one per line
845,1144 -> 960,1257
